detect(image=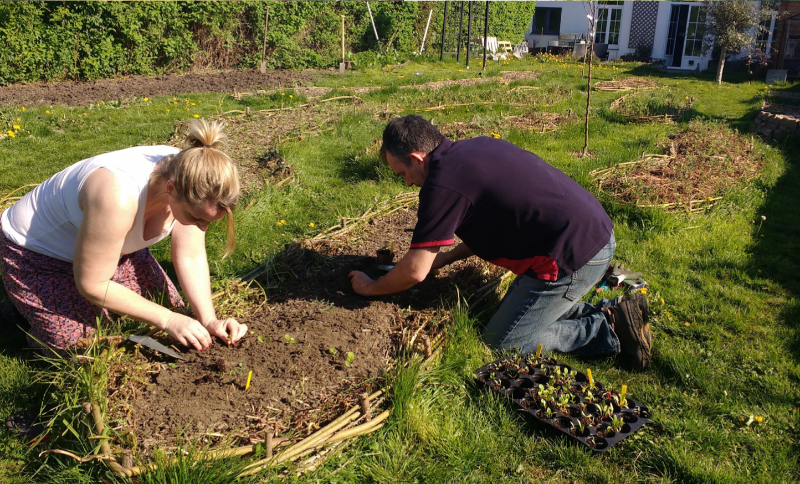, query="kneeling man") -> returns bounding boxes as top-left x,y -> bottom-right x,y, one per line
349,115 -> 651,370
